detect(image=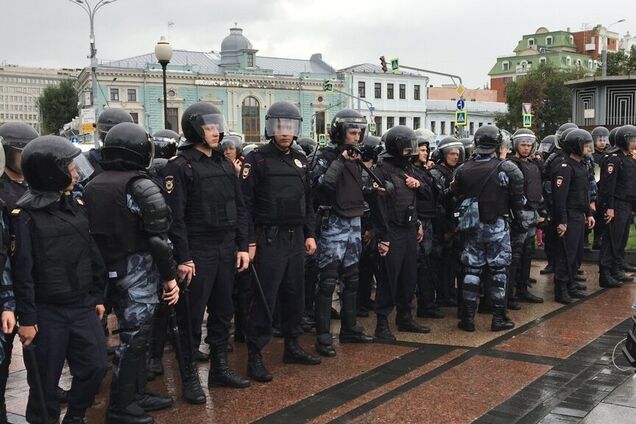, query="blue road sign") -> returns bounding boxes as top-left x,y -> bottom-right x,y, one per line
70,136 -> 79,143
456,99 -> 465,110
